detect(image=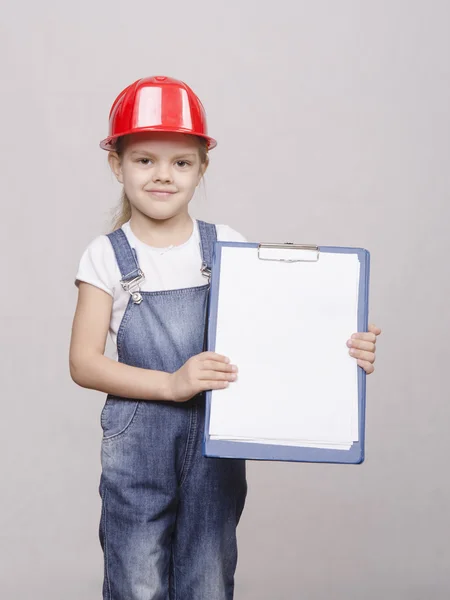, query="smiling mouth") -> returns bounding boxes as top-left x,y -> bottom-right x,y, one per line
147,190 -> 177,198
